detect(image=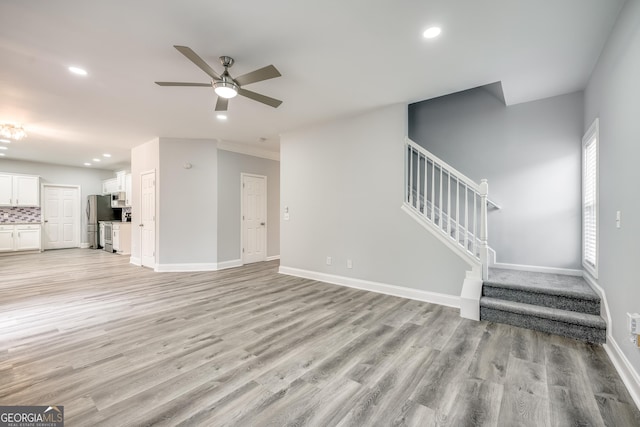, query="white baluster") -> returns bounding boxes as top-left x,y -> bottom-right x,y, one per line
479,179 -> 489,280
416,154 -> 422,213
447,172 -> 451,237
464,185 -> 468,252
423,157 -> 428,218
455,179 -> 460,244
439,165 -> 443,229
409,148 -> 413,206
473,192 -> 477,256
431,161 -> 435,222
